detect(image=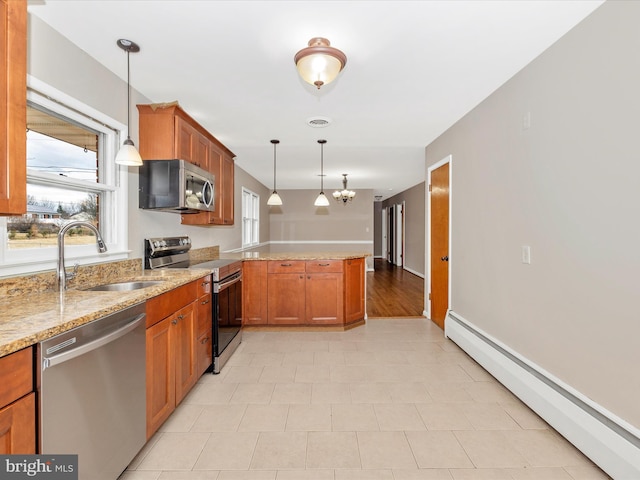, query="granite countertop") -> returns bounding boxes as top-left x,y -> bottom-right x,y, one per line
0,267 -> 211,358
233,252 -> 370,261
